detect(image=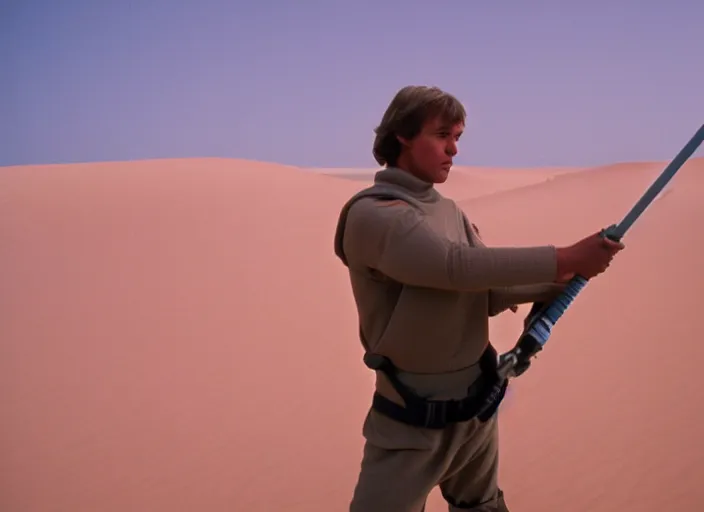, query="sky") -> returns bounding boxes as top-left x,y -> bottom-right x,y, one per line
2,0 -> 703,169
